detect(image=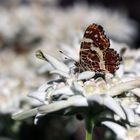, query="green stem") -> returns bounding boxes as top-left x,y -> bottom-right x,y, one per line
85,115 -> 94,140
